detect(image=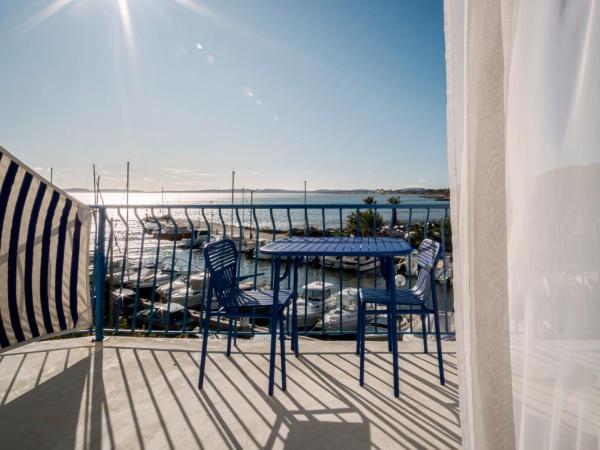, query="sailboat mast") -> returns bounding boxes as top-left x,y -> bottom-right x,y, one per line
126,161 -> 130,224
304,180 -> 307,204
230,170 -> 235,236
161,187 -> 164,216
249,189 -> 254,239
92,164 -> 97,204
242,187 -> 246,236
